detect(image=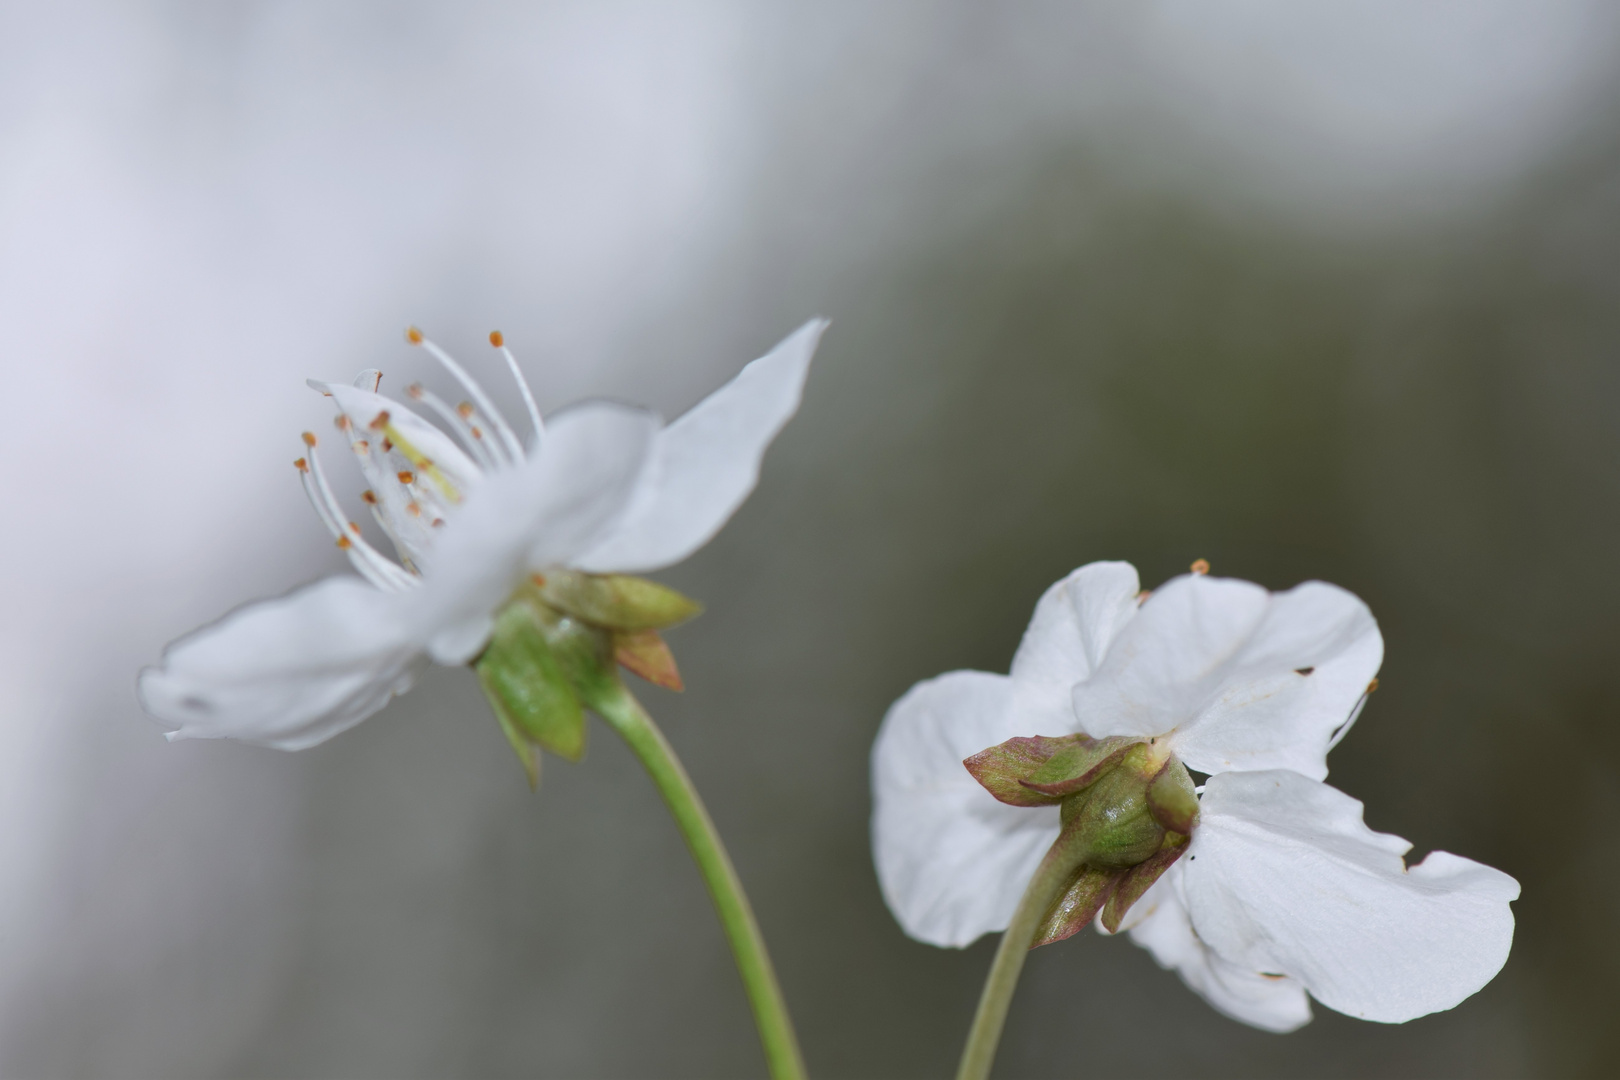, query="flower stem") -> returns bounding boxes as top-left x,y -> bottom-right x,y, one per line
594,684 -> 807,1080
956,833 -> 1088,1080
